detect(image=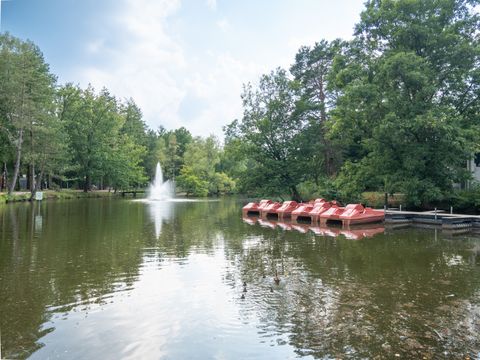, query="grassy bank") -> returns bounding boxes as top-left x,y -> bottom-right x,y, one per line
0,190 -> 121,204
